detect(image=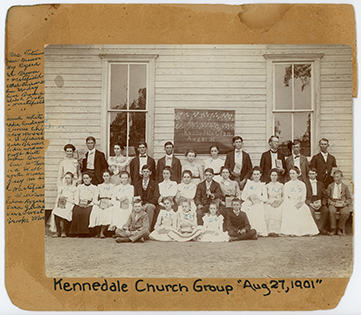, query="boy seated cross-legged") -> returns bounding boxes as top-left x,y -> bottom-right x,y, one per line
115,199 -> 150,243
227,198 -> 257,241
